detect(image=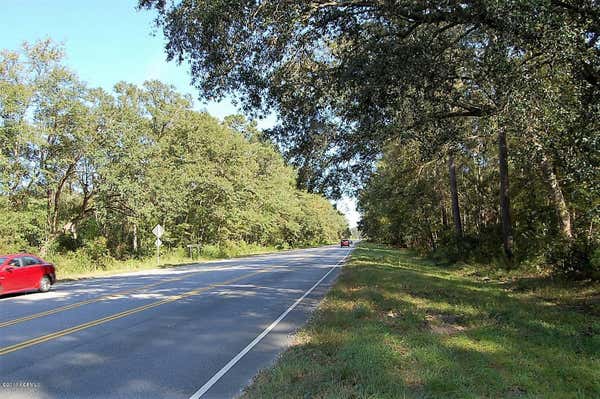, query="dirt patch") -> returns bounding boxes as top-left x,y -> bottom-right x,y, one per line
425,314 -> 467,335
506,385 -> 527,397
